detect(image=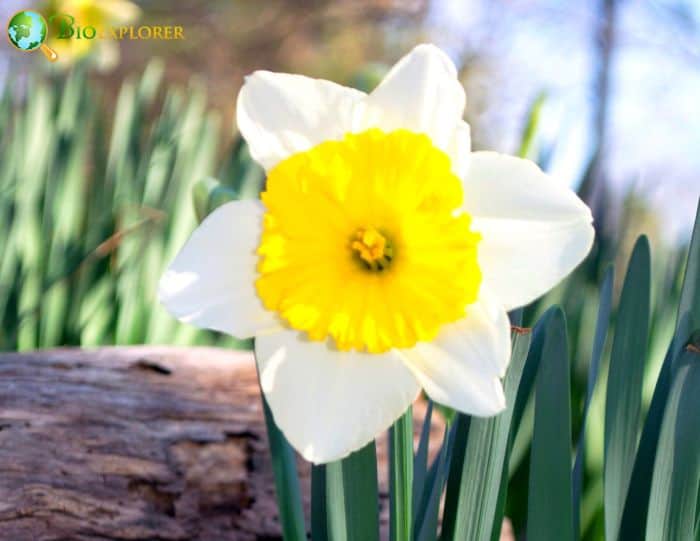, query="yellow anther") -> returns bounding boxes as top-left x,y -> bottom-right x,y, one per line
351,227 -> 394,270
